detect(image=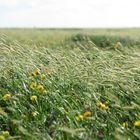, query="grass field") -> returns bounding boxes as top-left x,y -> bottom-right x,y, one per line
0,28 -> 140,140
